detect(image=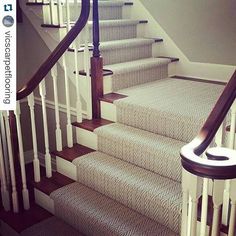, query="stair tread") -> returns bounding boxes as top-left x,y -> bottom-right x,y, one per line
33,172 -> 74,195
51,144 -> 95,162
115,78 -> 225,142
72,119 -> 113,132
100,38 -> 157,50
73,151 -> 182,233
50,182 -> 178,236
104,57 -> 171,74
95,123 -> 185,182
